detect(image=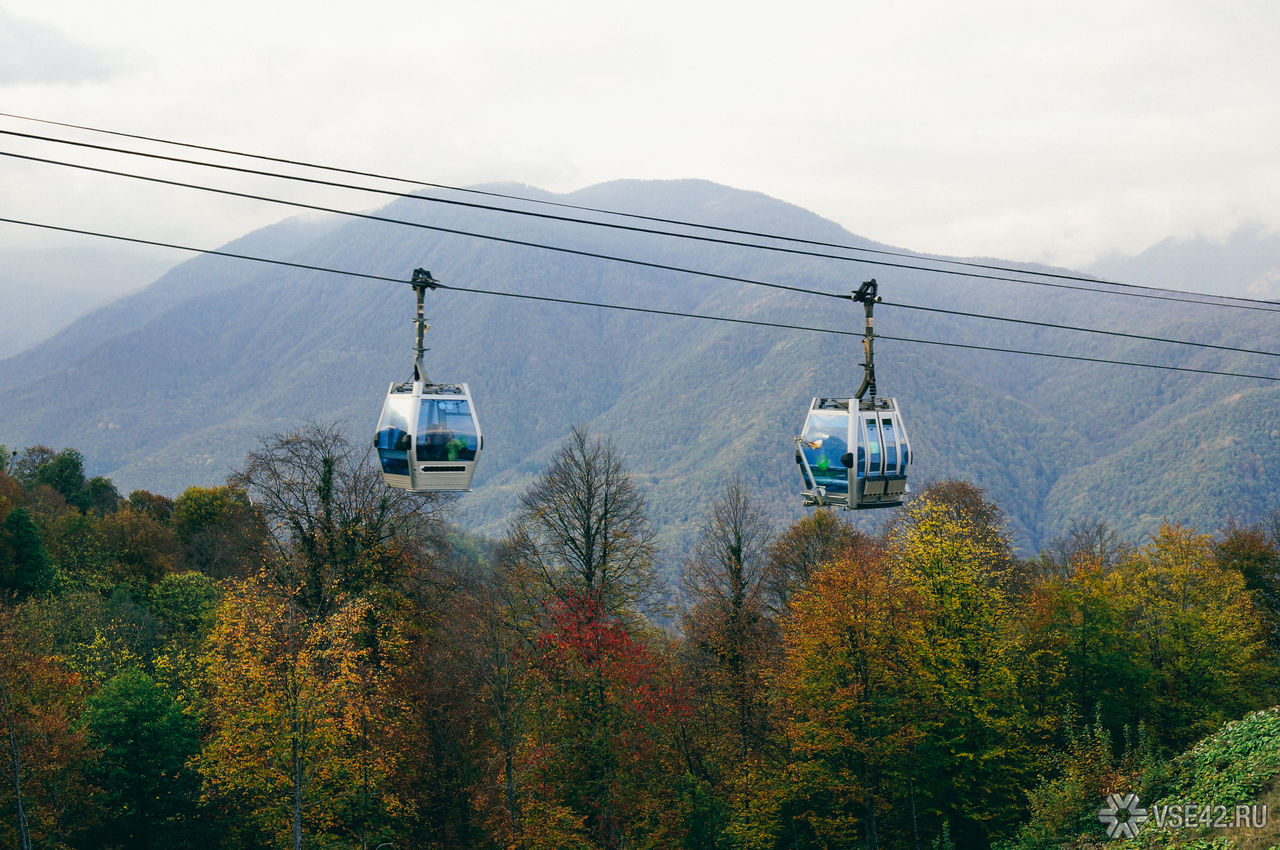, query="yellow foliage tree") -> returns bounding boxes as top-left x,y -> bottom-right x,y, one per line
776,538 -> 928,848
885,485 -> 1037,846
198,576 -> 406,849
1108,524 -> 1275,748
